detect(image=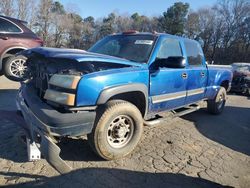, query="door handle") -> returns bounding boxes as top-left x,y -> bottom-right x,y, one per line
201,72 -> 205,77
0,36 -> 8,40
182,72 -> 188,79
